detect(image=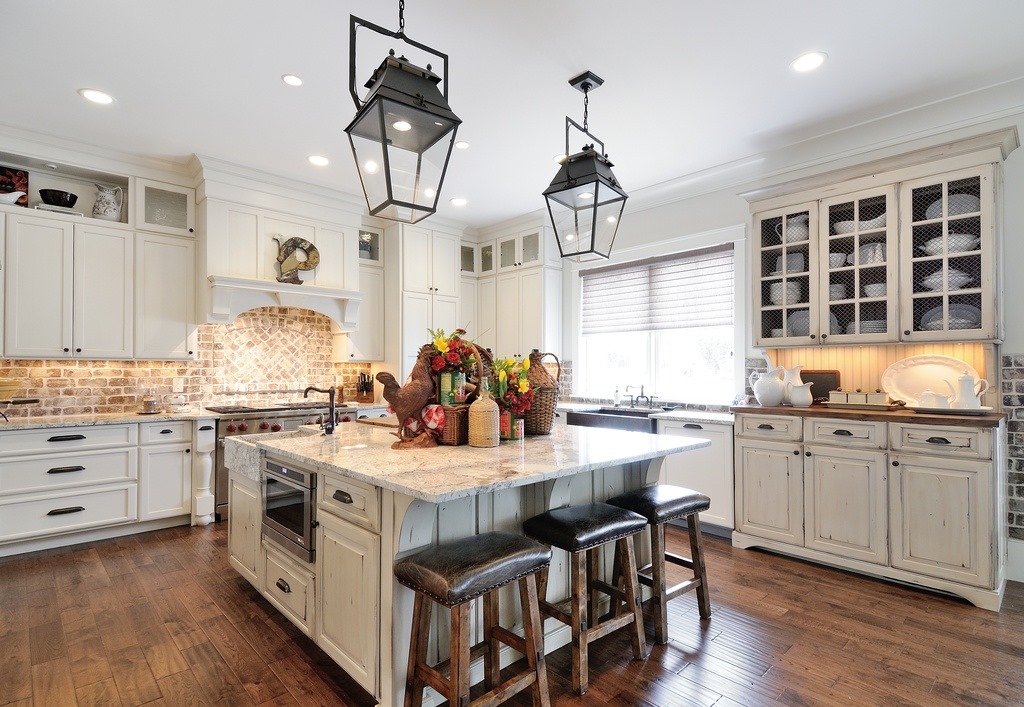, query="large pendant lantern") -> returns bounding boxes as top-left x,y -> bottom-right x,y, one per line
345,8 -> 461,223
544,71 -> 627,261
